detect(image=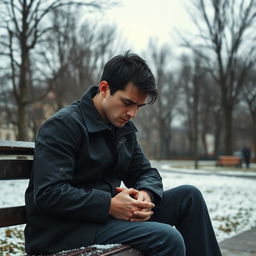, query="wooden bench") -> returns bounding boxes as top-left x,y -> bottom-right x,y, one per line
0,140 -> 143,256
216,155 -> 242,168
